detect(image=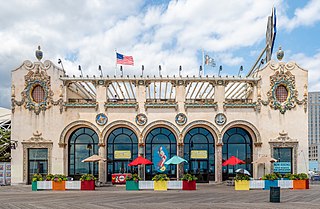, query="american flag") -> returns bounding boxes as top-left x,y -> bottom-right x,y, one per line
116,53 -> 134,65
